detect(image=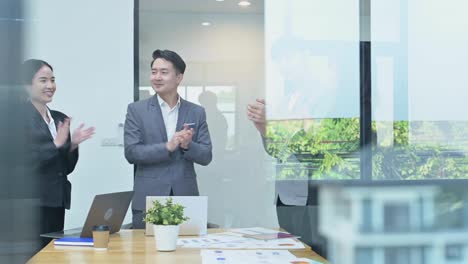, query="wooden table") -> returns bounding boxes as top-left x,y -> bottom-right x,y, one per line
29,229 -> 327,263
